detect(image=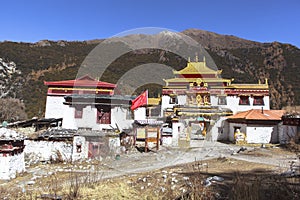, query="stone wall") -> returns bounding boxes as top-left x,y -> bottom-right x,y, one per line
211,117 -> 229,141
279,125 -> 298,144
0,152 -> 25,180
24,140 -> 73,164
